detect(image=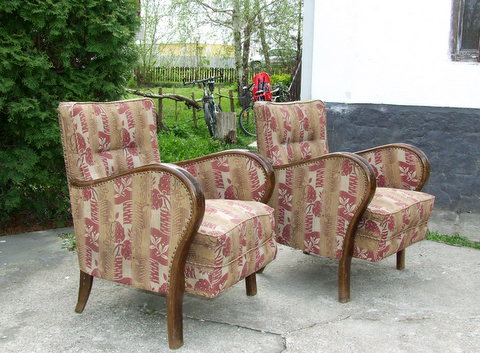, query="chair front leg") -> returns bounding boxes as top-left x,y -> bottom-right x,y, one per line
396,249 -> 405,270
75,270 -> 93,313
338,255 -> 352,303
167,291 -> 184,349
